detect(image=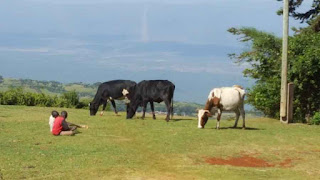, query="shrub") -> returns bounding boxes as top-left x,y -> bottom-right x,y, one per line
24,92 -> 36,106
62,91 -> 79,108
76,98 -> 91,109
1,88 -> 24,105
310,112 -> 320,125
